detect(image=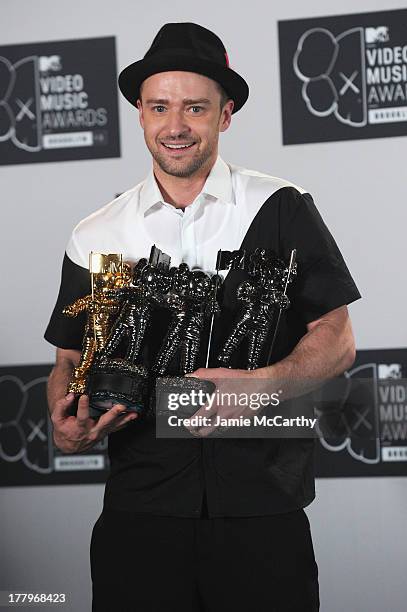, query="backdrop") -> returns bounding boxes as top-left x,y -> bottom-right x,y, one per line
1,0 -> 406,610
